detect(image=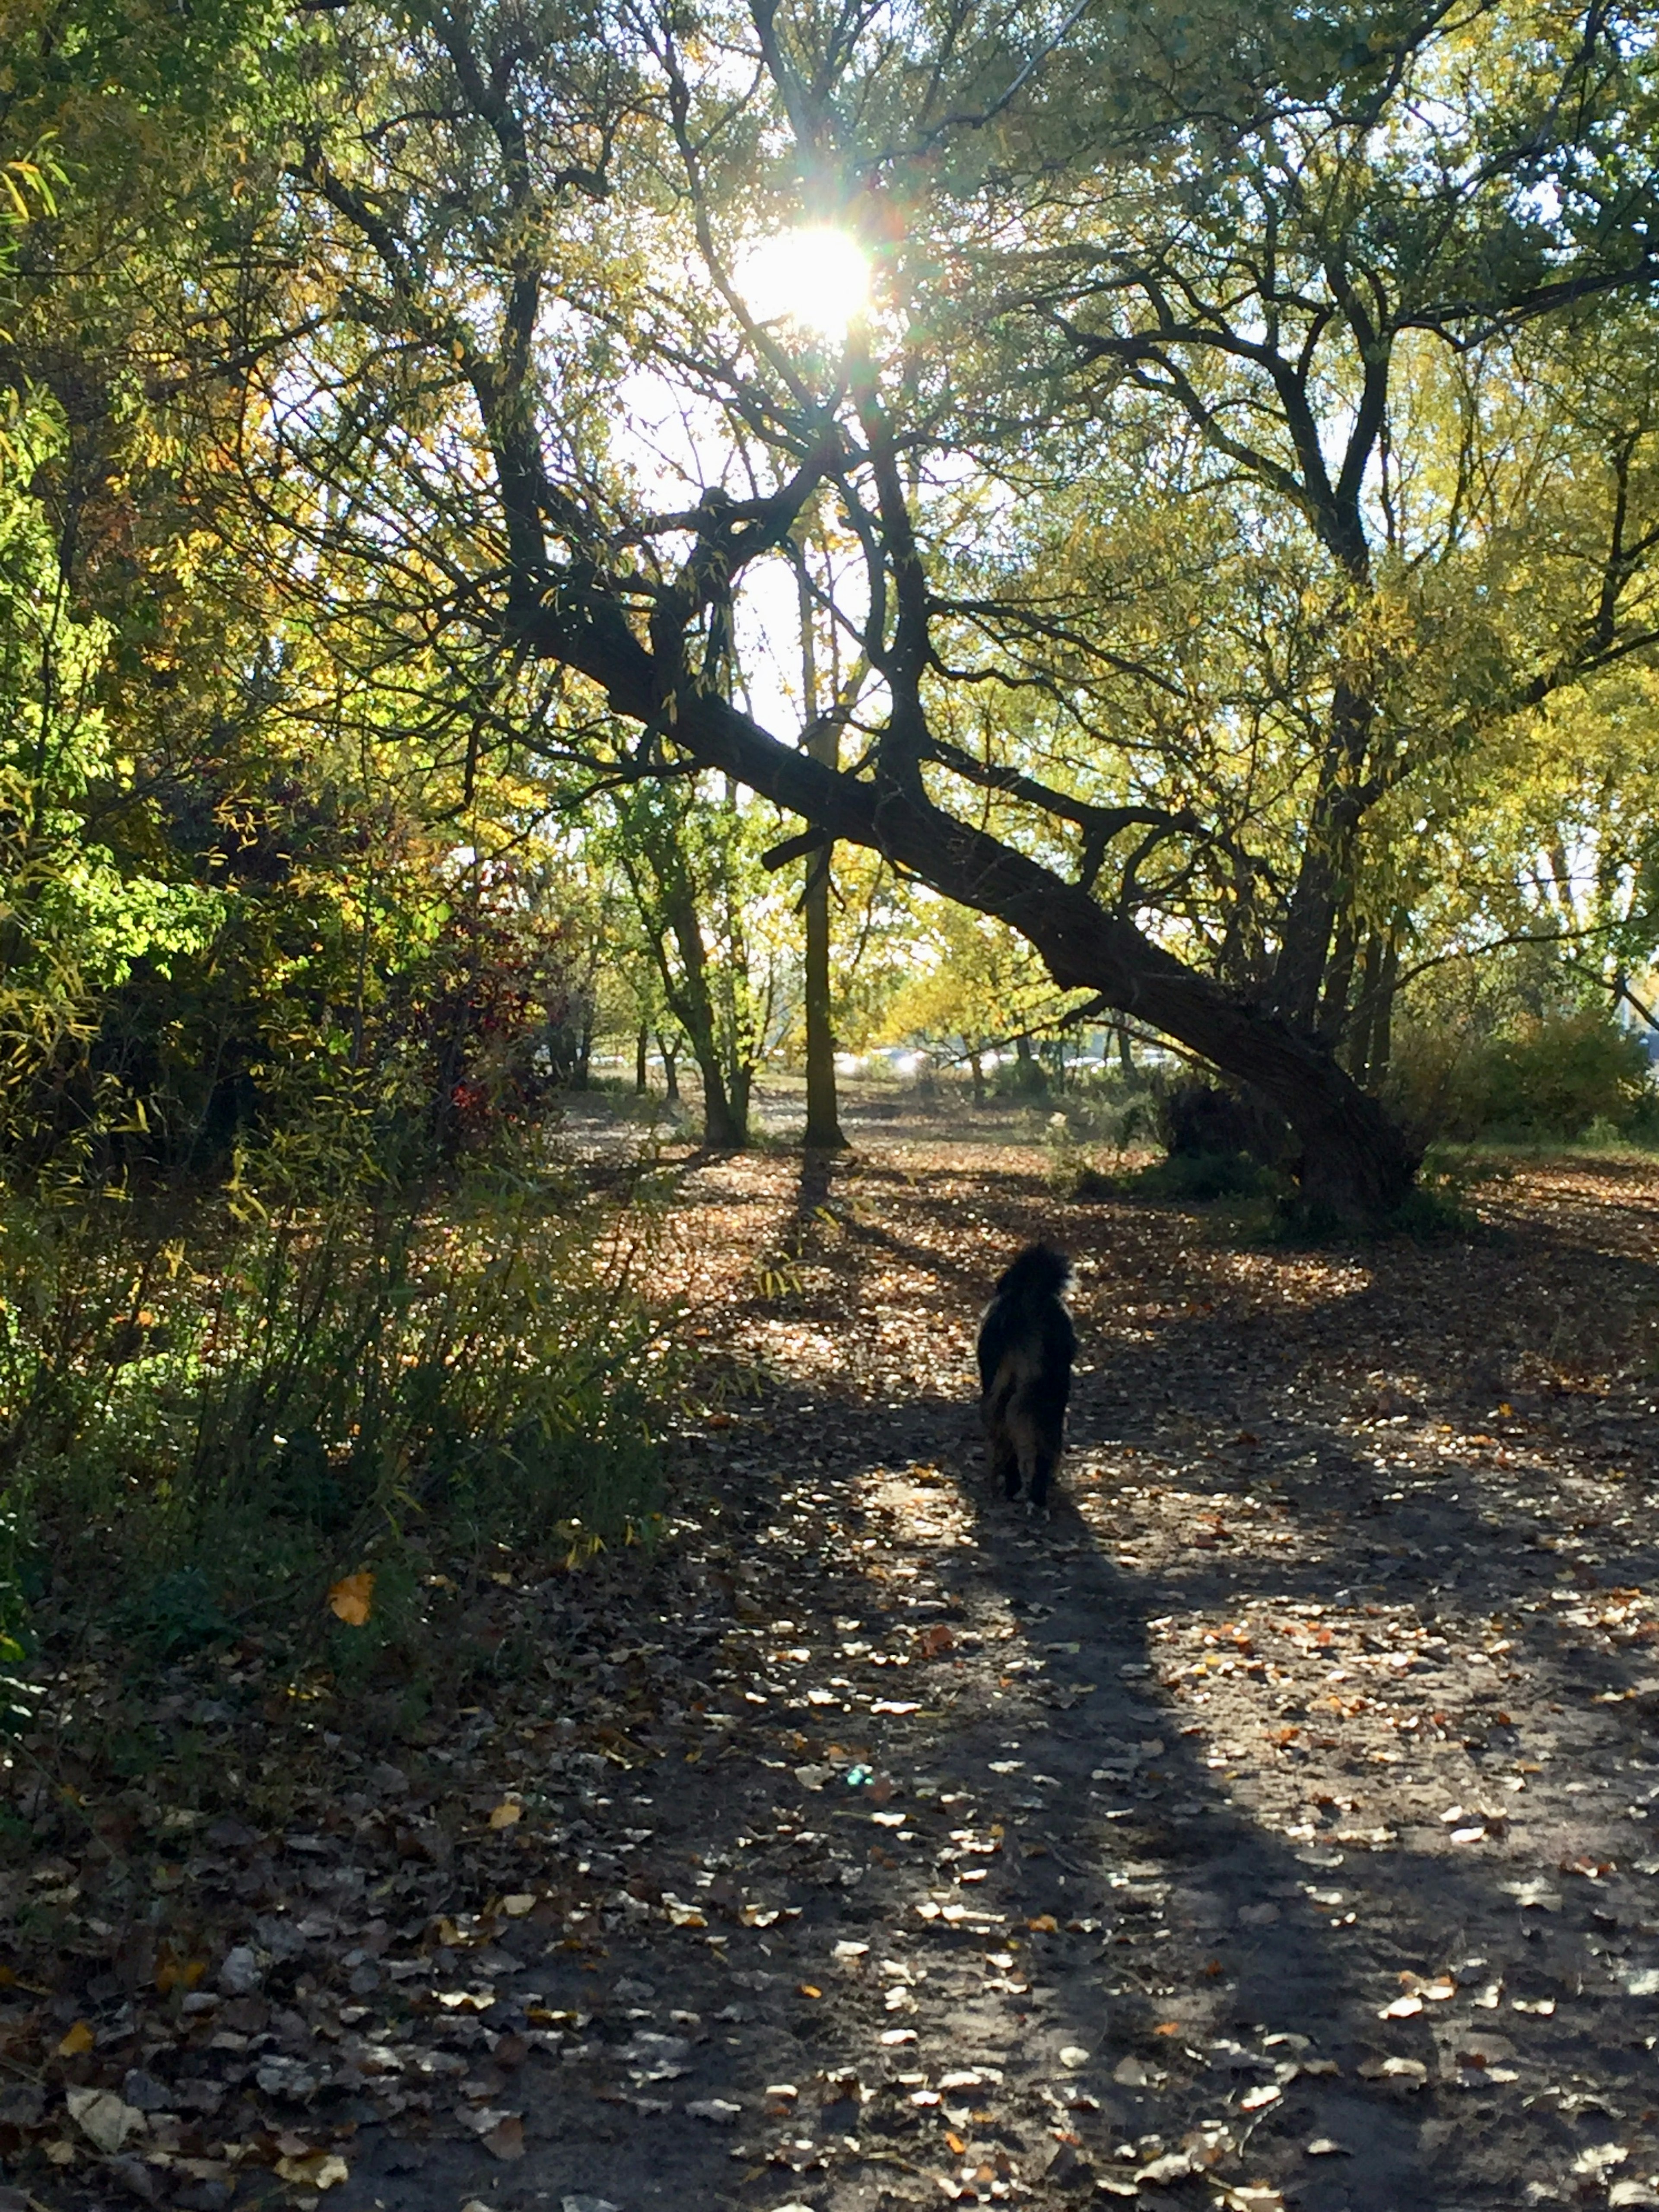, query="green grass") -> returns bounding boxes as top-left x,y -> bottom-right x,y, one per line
1426,1128 -> 1659,1172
